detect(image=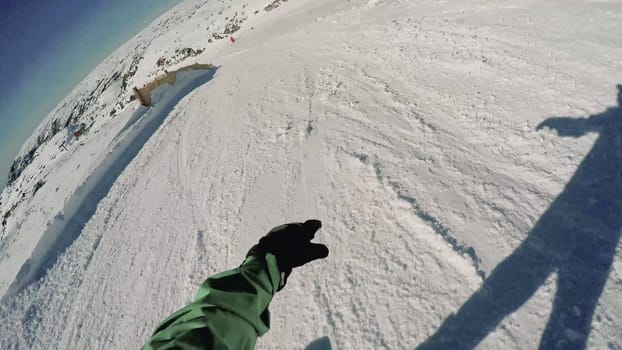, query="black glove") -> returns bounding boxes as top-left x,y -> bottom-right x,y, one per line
247,219 -> 329,290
